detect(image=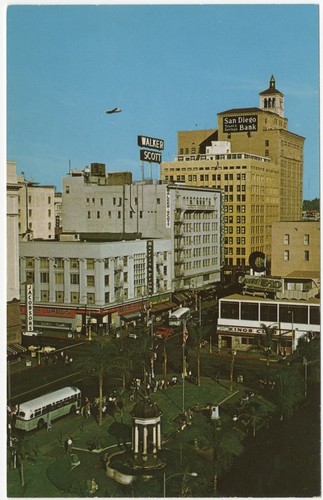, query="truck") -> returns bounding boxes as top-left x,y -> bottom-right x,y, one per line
154,327 -> 174,339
